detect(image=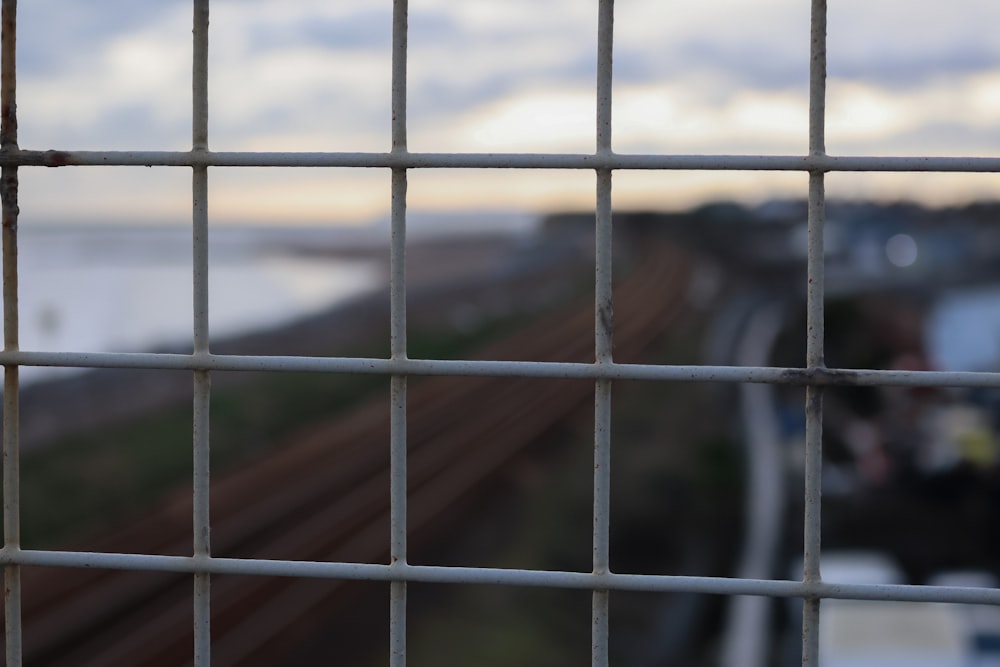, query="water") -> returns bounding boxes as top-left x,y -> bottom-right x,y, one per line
10,225 -> 382,383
